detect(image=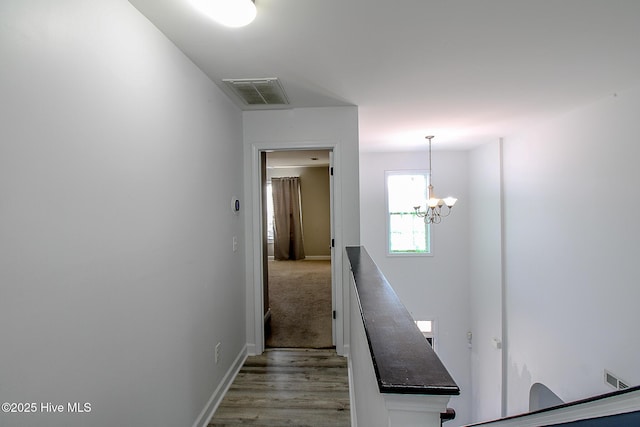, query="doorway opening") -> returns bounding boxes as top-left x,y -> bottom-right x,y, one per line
262,149 -> 334,349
